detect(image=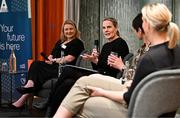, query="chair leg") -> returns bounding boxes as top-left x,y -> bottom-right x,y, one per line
27,94 -> 33,110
